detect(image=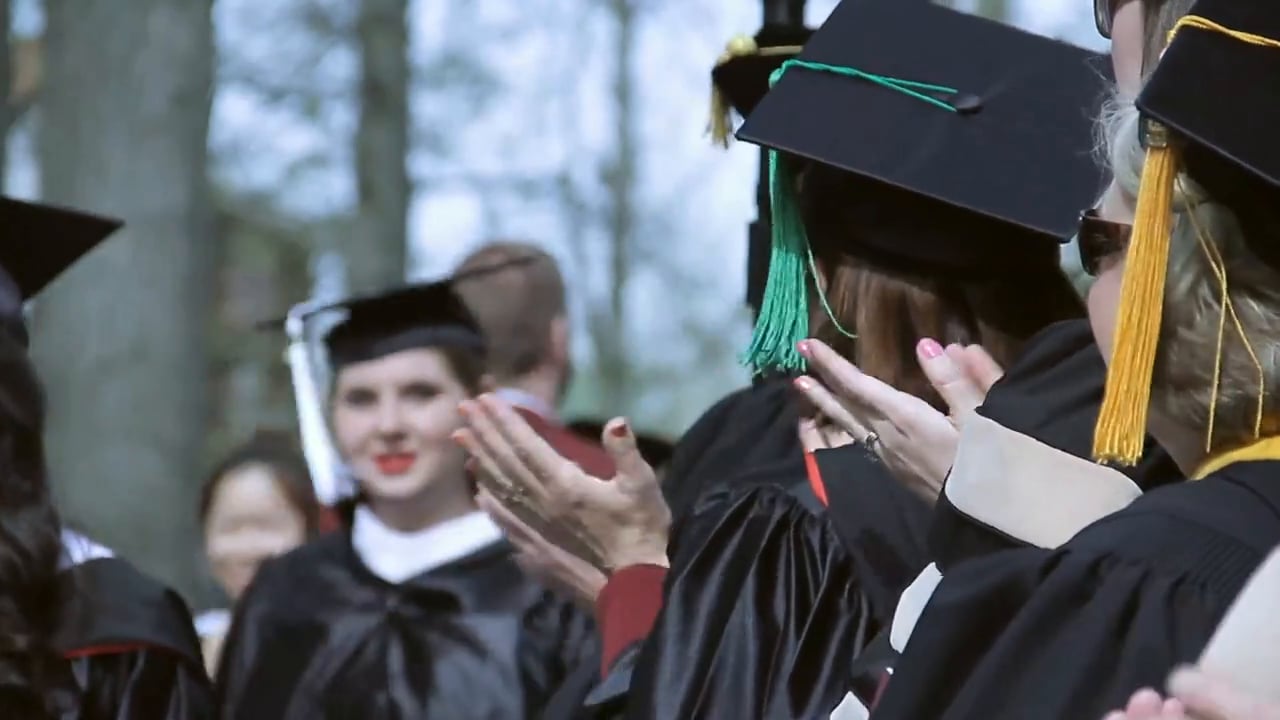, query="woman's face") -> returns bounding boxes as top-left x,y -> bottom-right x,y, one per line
204,464 -> 308,601
330,347 -> 472,504
1087,183 -> 1136,361
1110,0 -> 1146,94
